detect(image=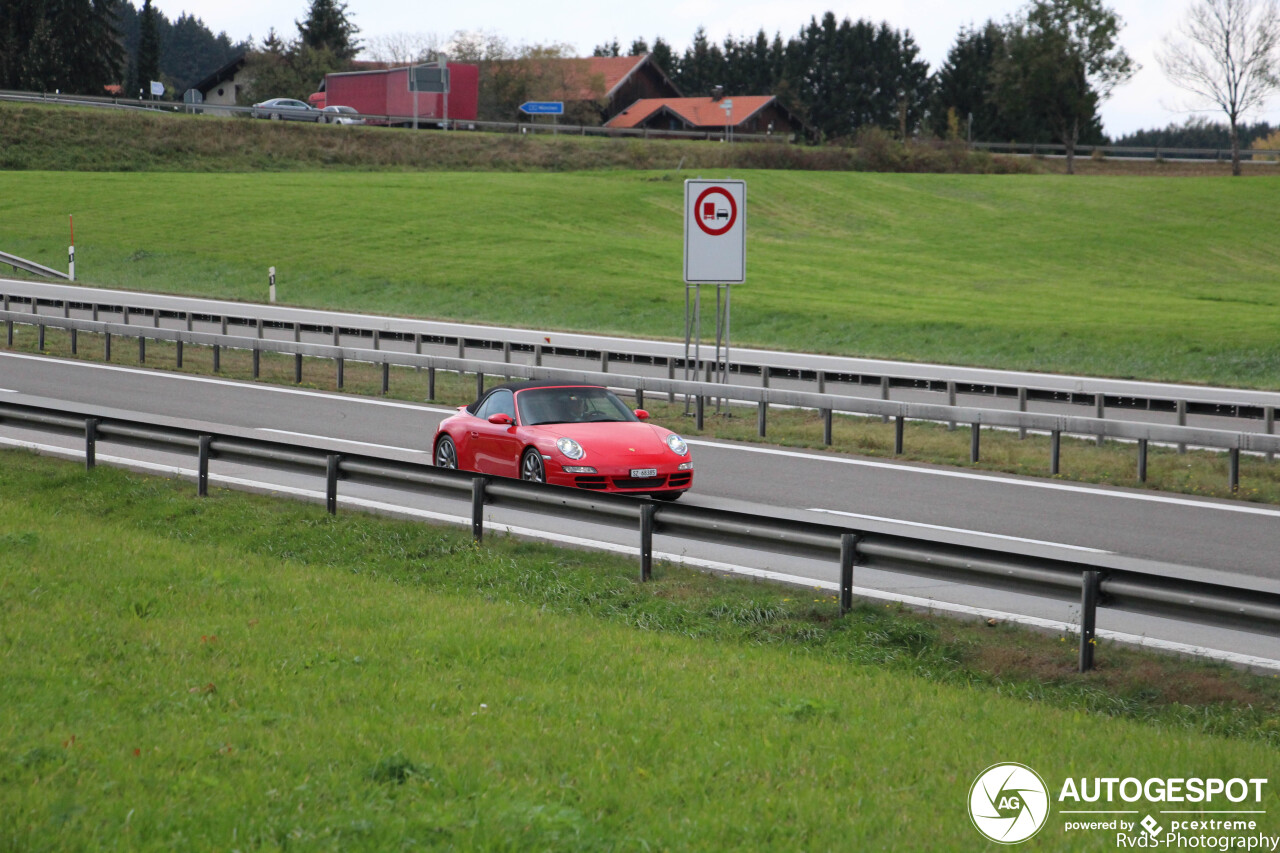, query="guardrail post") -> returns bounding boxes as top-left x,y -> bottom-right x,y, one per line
332,325 -> 340,346
839,533 -> 858,615
4,293 -> 11,345
1137,439 -> 1148,483
457,337 -> 465,358
295,351 -> 303,384
84,418 -> 99,470
122,306 -> 130,326
636,388 -> 644,409
326,454 -> 341,514
894,415 -> 905,455
970,422 -> 980,463
471,477 -> 487,543
336,358 -> 344,389
600,350 -> 608,373
137,334 -> 145,364
70,327 -> 77,354
103,332 -> 111,361
382,362 -> 389,395
175,338 -> 182,367
947,381 -> 957,430
252,345 -> 260,379
1051,430 -> 1061,475
1177,400 -> 1187,453
373,329 -> 380,351
37,321 -> 44,351
1266,406 -> 1275,462
695,394 -> 704,430
256,317 -> 263,339
197,435 -> 212,497
1095,395 -> 1105,446
639,502 -> 655,582
667,360 -> 675,402
1018,388 -> 1028,439
1079,570 -> 1100,673
1229,448 -> 1240,493
880,376 -> 890,423
817,371 -> 826,394
475,371 -> 484,399
213,343 -> 220,373
822,409 -> 833,446
427,366 -> 436,400
535,344 -> 543,368
757,398 -> 767,438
